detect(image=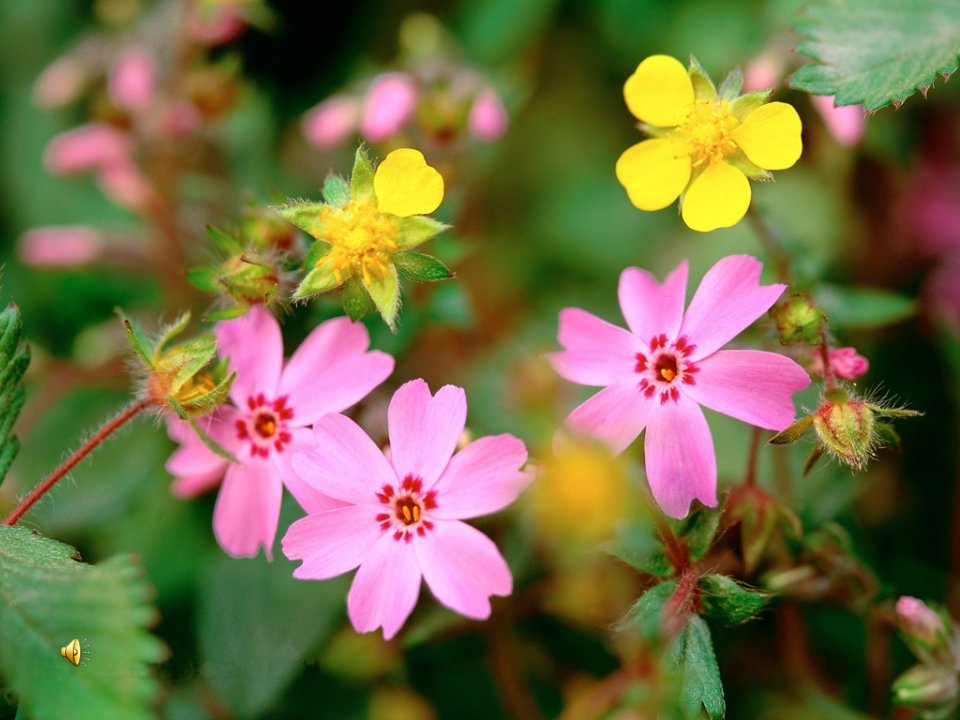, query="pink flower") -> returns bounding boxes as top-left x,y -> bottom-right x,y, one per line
897,596 -> 945,645
811,95 -> 865,147
18,226 -> 104,267
165,305 -> 395,558
468,88 -> 508,141
548,255 -> 810,518
282,379 -> 531,639
303,96 -> 360,149
809,346 -> 869,380
33,57 -> 89,109
109,48 -> 156,113
44,124 -> 130,175
361,73 -> 418,142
